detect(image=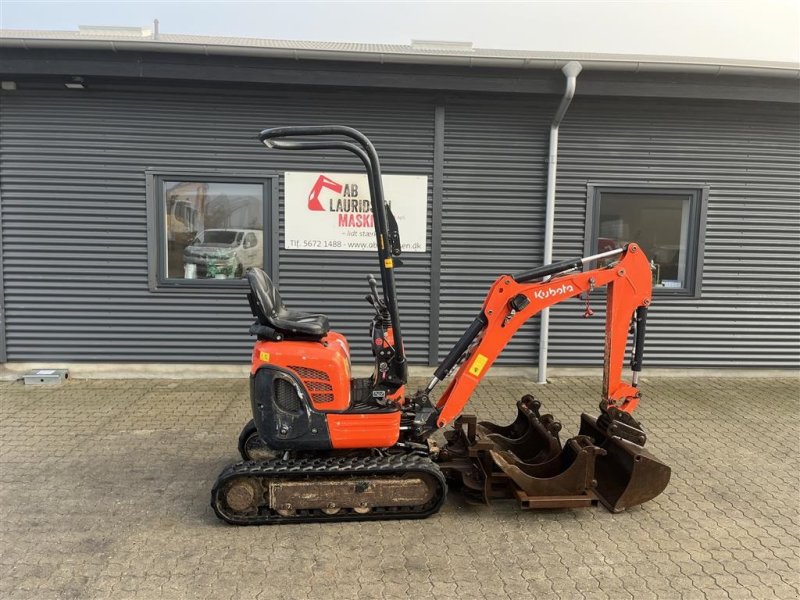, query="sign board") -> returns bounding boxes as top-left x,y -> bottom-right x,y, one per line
284,172 -> 428,252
